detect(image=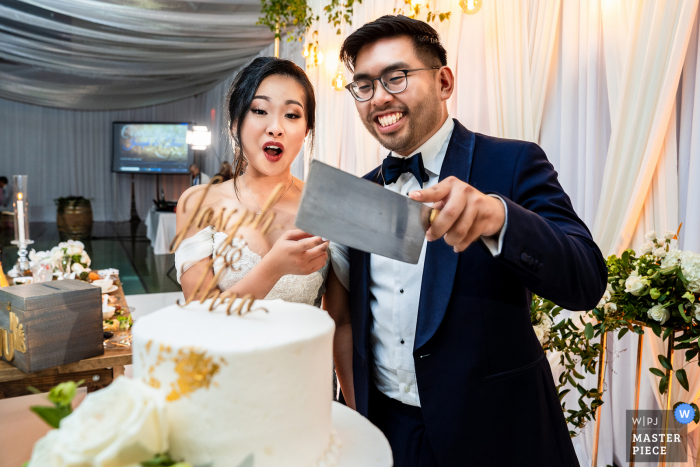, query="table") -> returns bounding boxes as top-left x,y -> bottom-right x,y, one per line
0,291 -> 183,466
145,206 -> 177,255
0,284 -> 134,399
